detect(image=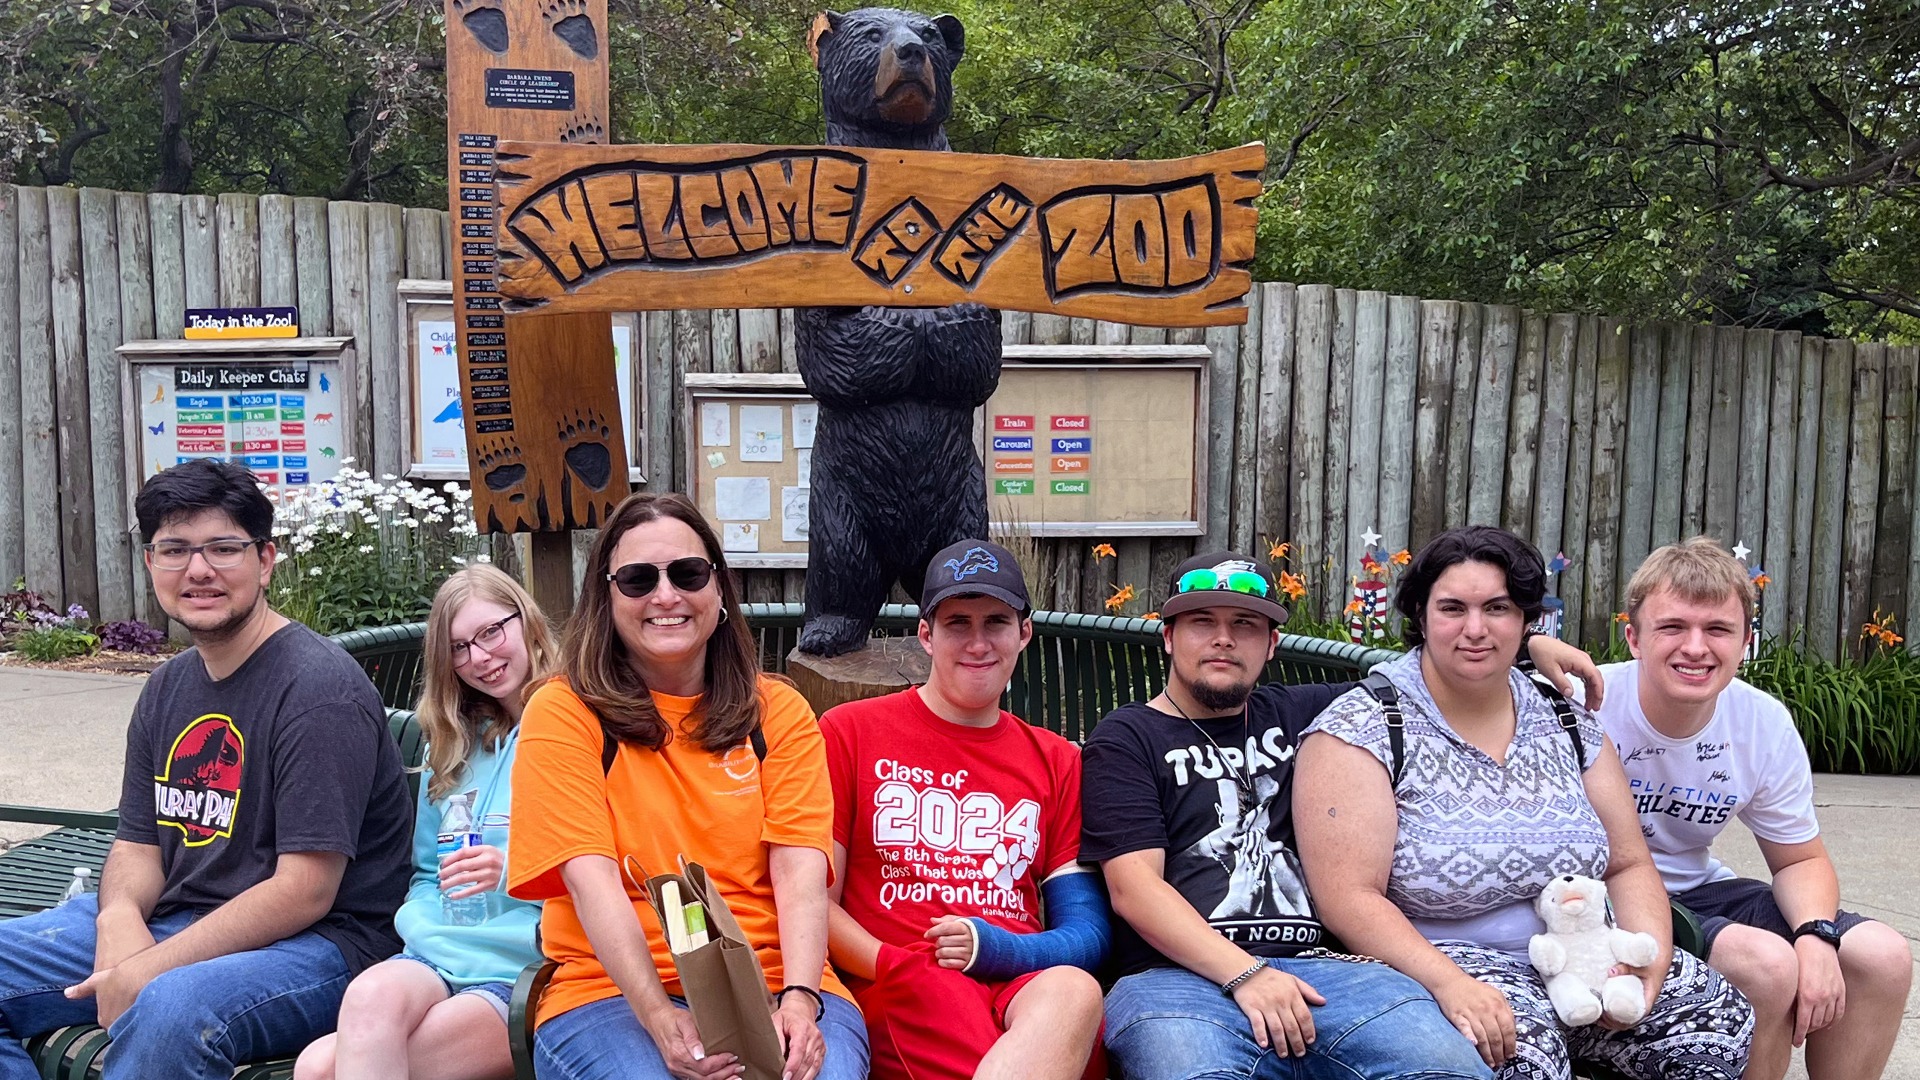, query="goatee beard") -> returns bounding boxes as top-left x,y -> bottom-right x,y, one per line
1189,677 -> 1253,713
